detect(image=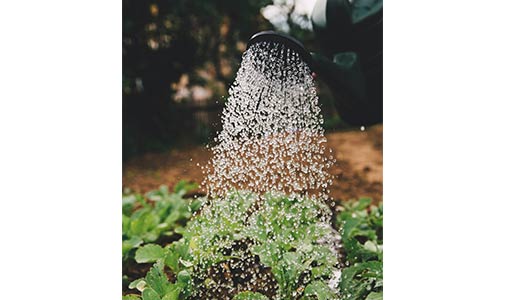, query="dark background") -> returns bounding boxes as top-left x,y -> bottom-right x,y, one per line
123,0 -> 345,159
